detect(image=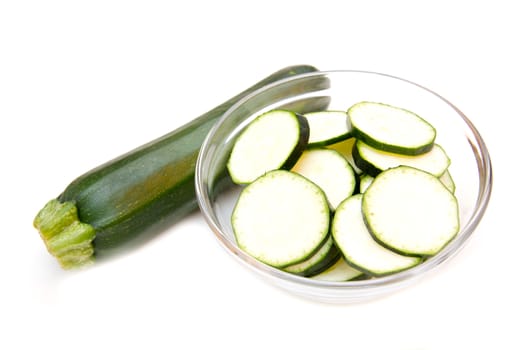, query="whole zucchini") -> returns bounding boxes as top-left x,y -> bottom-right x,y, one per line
33,65 -> 321,269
